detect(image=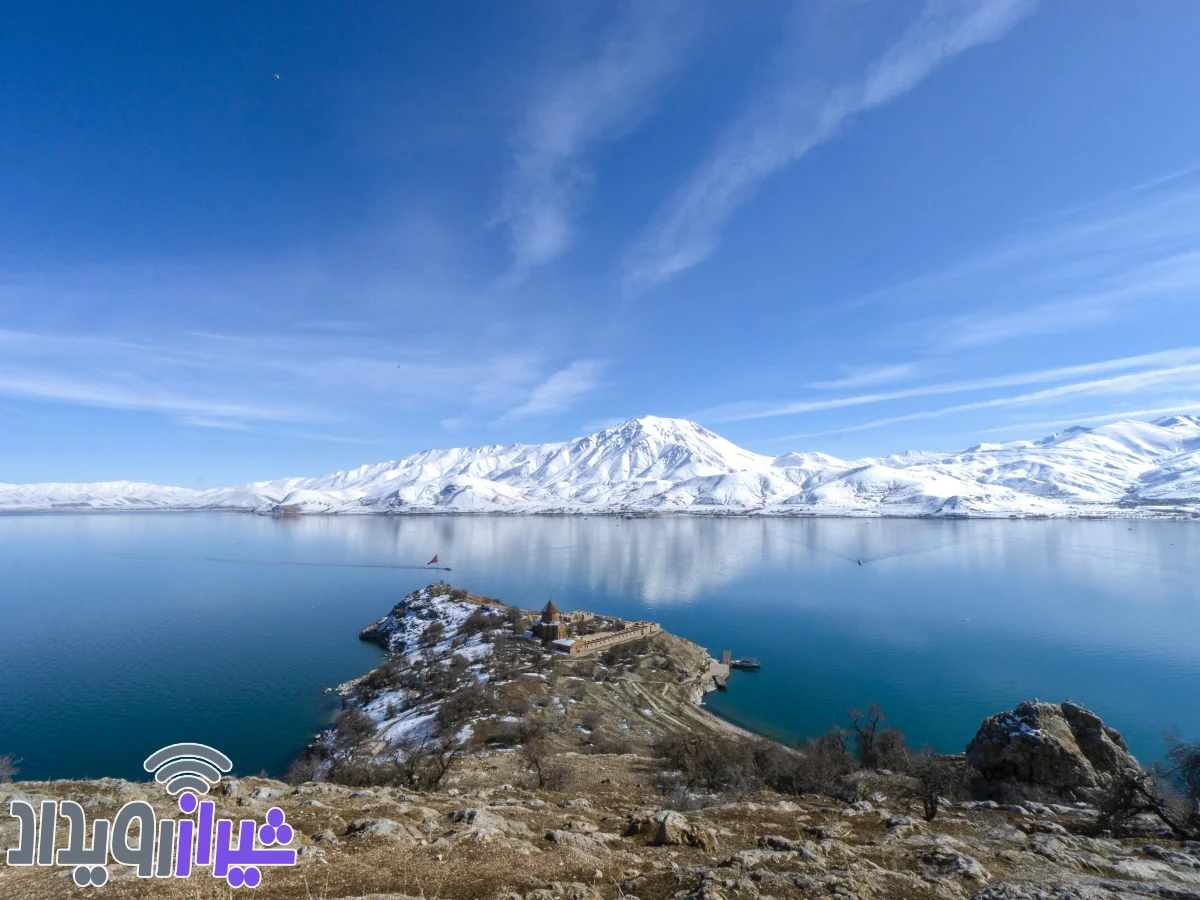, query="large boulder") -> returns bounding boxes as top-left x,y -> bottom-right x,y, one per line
965,700 -> 1140,793
625,809 -> 719,851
